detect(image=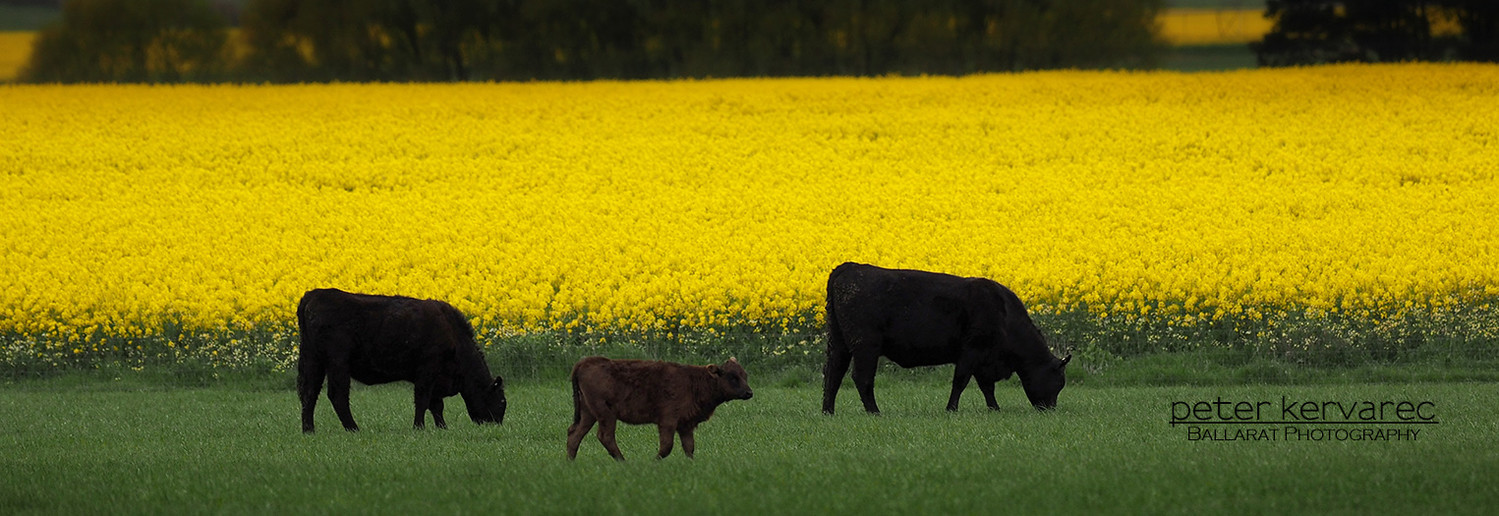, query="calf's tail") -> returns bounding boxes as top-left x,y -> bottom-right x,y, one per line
569,366 -> 582,429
